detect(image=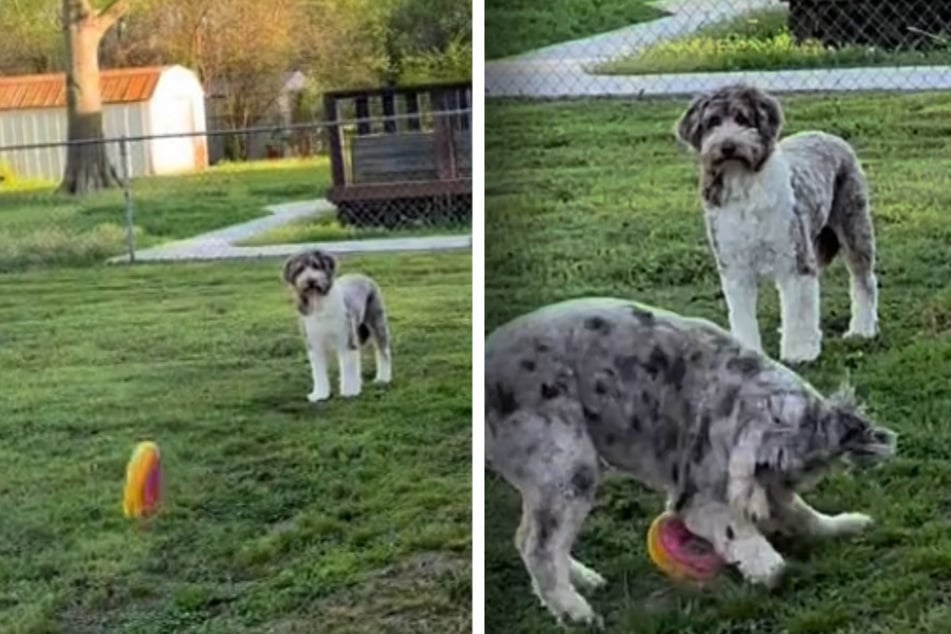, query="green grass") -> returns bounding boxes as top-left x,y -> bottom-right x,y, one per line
237,212 -> 470,247
0,252 -> 472,633
0,158 -> 330,271
598,7 -> 951,74
486,0 -> 669,60
486,93 -> 951,632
